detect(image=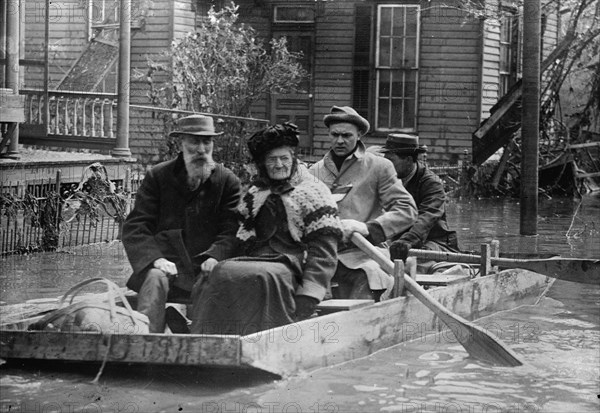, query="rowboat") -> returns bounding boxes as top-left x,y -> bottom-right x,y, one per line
0,268 -> 552,377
